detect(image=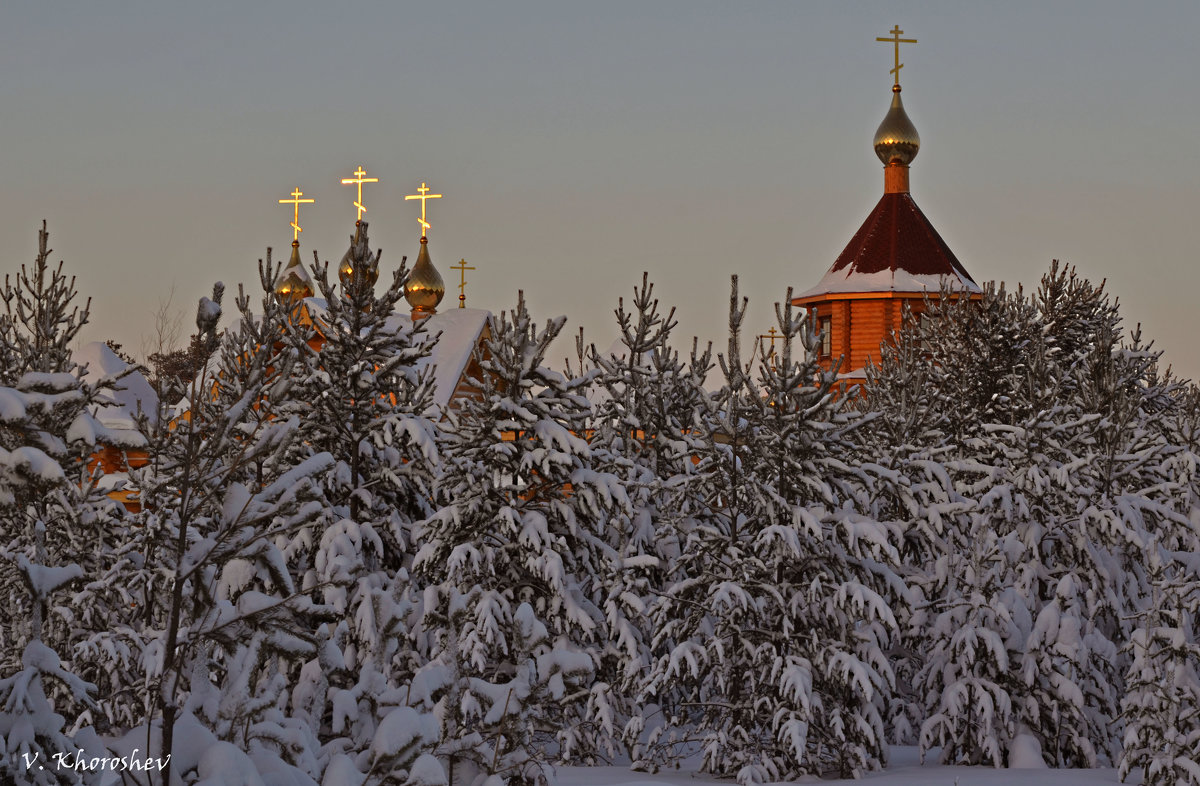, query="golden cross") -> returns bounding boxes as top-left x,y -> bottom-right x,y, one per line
405,181 -> 443,238
758,327 -> 779,355
278,187 -> 315,242
876,24 -> 917,86
451,258 -> 475,308
340,166 -> 379,222
758,326 -> 780,367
